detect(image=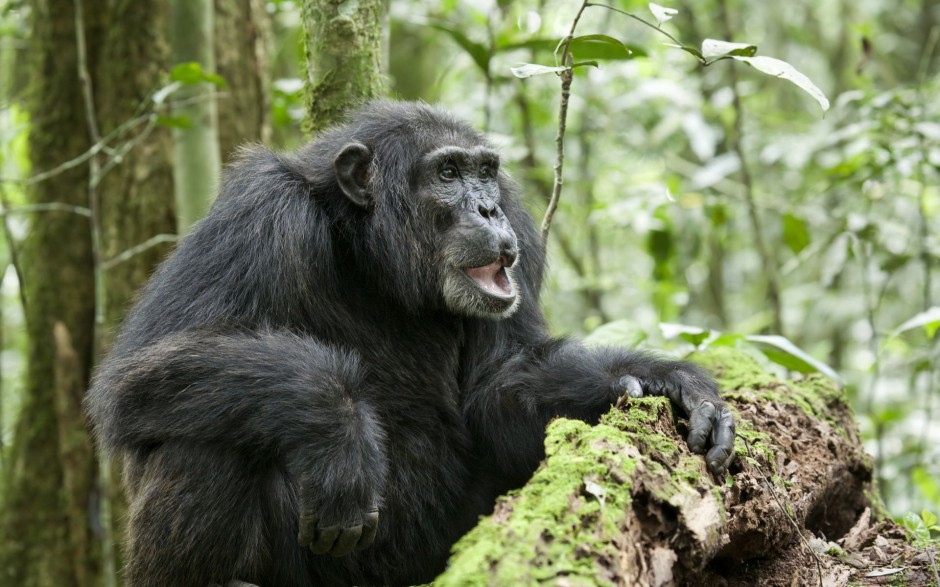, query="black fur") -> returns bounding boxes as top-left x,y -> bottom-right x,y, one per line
87,101 -> 734,587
